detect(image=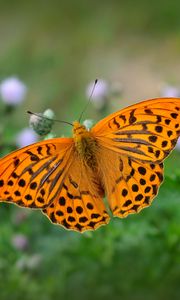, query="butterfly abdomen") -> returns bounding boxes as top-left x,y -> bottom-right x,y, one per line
73,121 -> 98,170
